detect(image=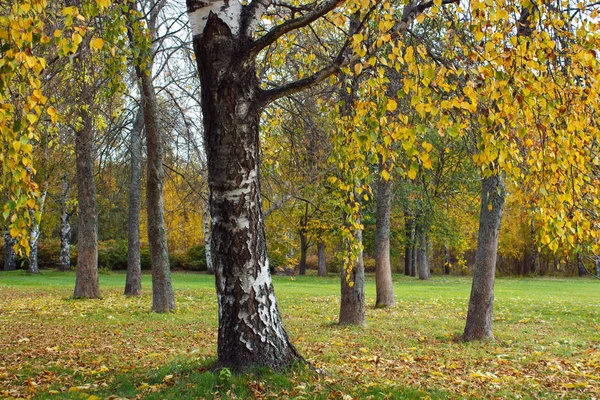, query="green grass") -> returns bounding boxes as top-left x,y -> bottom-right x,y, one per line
1,270 -> 599,399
